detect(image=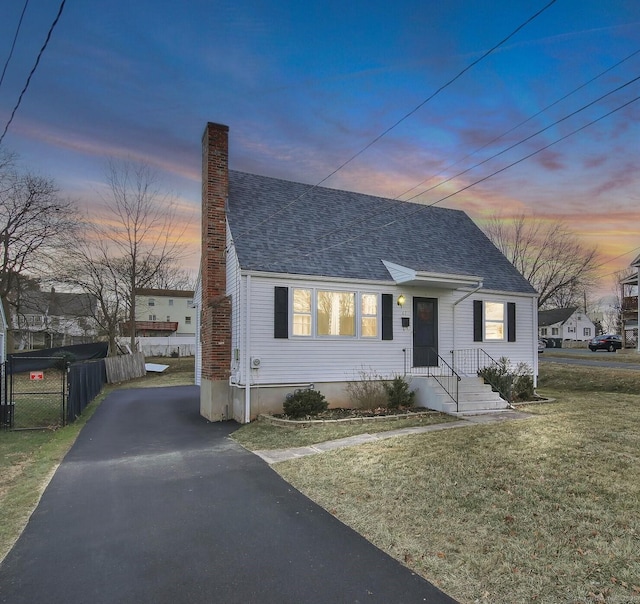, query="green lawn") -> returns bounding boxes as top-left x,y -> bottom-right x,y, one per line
232,411 -> 456,450
4,357 -> 640,603
273,363 -> 640,604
